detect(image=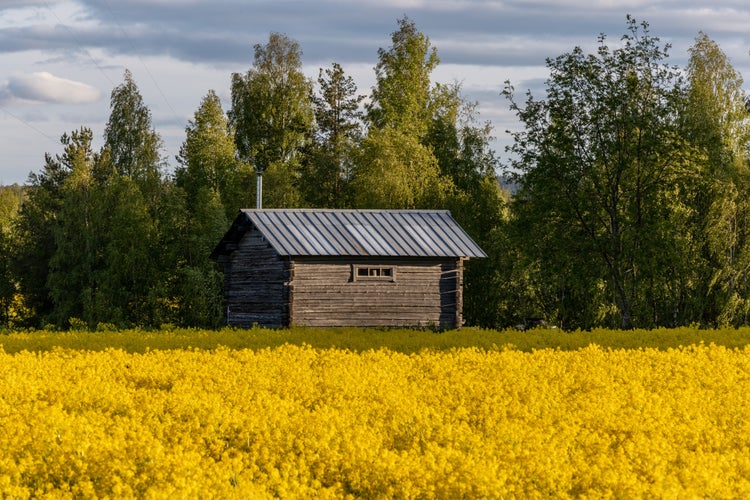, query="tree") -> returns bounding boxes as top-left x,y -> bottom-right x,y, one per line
174,90 -> 238,326
9,137 -> 74,325
352,17 -> 449,209
351,127 -> 448,208
505,17 -> 698,329
175,187 -> 227,327
423,84 -> 510,327
685,33 -> 749,169
176,90 -> 244,218
0,229 -> 10,327
419,82 -> 503,325
426,82 -> 500,191
97,71 -> 171,326
0,184 -> 24,326
92,174 -> 158,325
0,185 -> 23,233
684,33 -> 750,325
103,70 -> 164,197
301,63 -> 364,207
229,32 -> 313,208
367,16 -> 438,137
38,125 -> 166,328
46,128 -> 103,326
